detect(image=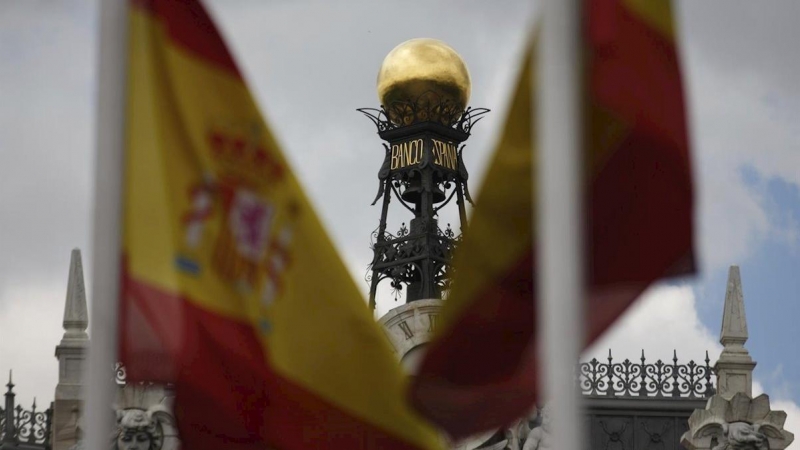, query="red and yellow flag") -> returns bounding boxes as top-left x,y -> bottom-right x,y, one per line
409,0 -> 694,438
119,1 -> 443,449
